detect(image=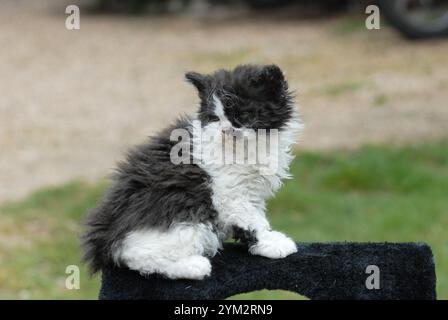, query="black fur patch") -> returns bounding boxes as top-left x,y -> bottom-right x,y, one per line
187,64 -> 294,130
232,226 -> 257,247
81,117 -> 217,273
